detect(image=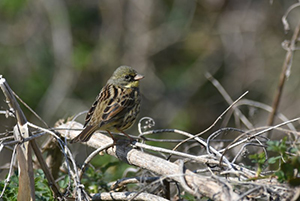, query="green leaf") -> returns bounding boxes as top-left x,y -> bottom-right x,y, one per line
268,156 -> 281,164
275,170 -> 286,183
